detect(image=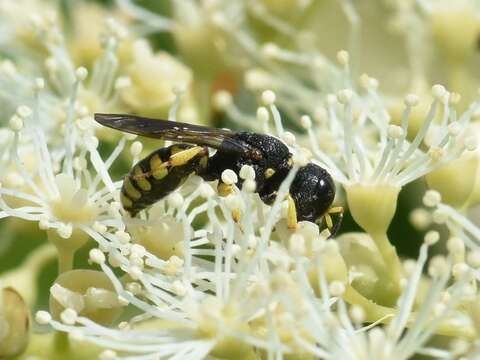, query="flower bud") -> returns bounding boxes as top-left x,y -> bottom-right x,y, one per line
431,8 -> 480,63
261,90 -> 276,105
0,287 -> 30,358
129,215 -> 184,260
49,270 -> 124,326
426,153 -> 478,209
121,41 -> 196,120
346,184 -> 400,235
